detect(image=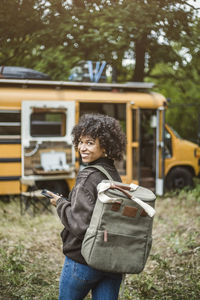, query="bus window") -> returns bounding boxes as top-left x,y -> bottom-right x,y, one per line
164,129 -> 172,158
30,112 -> 66,137
80,102 -> 126,132
0,110 -> 21,136
140,109 -> 156,171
